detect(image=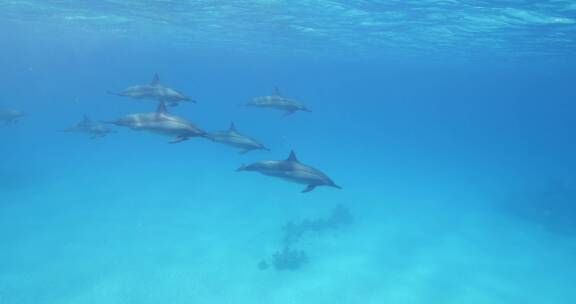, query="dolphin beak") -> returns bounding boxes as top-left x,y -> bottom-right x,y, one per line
236,164 -> 247,172
332,184 -> 342,190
